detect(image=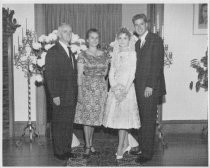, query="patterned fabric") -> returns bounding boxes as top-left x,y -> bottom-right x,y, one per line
103,51 -> 141,129
74,51 -> 110,126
